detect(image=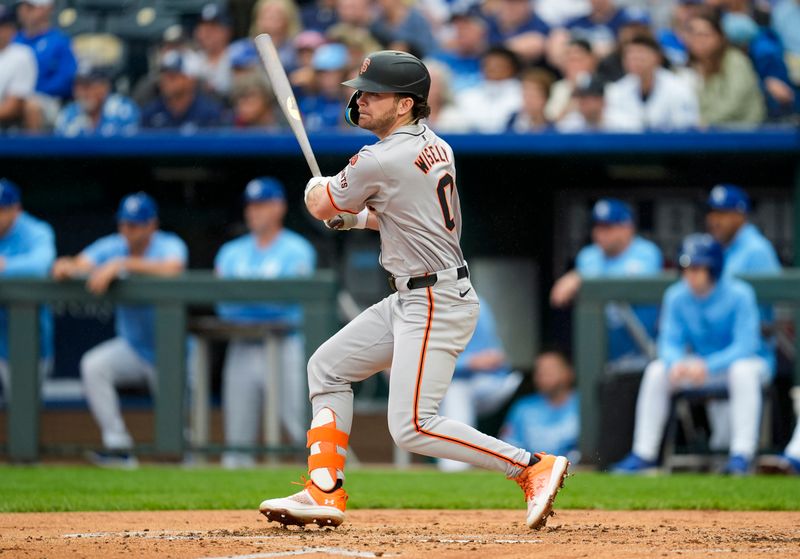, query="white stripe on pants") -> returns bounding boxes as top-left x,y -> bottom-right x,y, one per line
221,335 -> 306,468
80,337 -> 155,450
632,357 -> 770,461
